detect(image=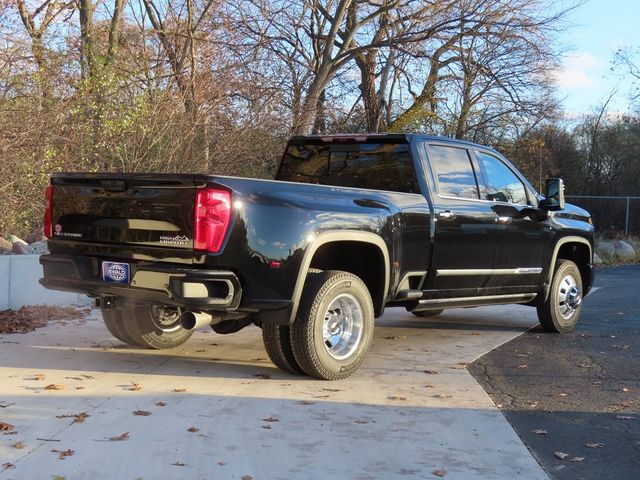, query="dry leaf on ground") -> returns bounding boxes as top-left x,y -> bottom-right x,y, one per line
12,442 -> 24,449
2,463 -> 15,469
127,383 -> 142,391
187,427 -> 200,433
616,415 -> 635,420
532,429 -> 548,435
387,396 -> 407,401
570,457 -> 585,462
432,469 -> 447,477
171,462 -> 185,466
262,416 -> 279,423
252,373 -> 270,379
0,422 -> 14,431
241,476 -> 253,480
173,388 -> 187,392
423,370 -> 440,374
155,401 -> 166,407
297,400 -> 315,405
554,451 -> 569,460
586,443 -> 604,448
52,449 -> 74,460
108,432 -> 130,441
45,384 -> 65,391
56,412 -> 89,424
133,410 -> 151,416
353,419 -> 369,424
